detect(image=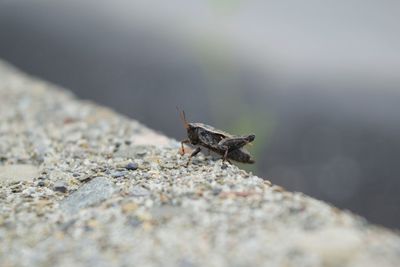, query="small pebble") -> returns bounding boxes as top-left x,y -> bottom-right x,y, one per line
54,181 -> 68,193
10,184 -> 22,193
212,188 -> 222,196
128,217 -> 142,227
37,181 -> 45,187
114,142 -> 122,148
125,162 -> 138,171
124,140 -> 132,145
